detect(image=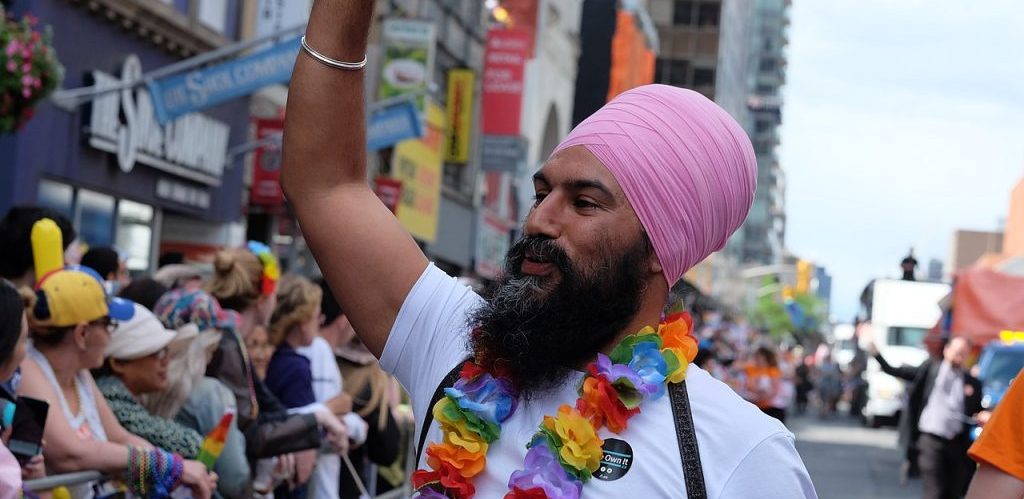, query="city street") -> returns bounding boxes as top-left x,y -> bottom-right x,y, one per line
792,414 -> 921,499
